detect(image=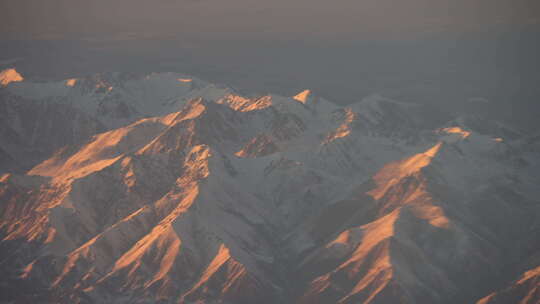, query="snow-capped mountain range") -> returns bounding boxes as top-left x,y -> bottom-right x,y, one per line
1,68 -> 539,303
